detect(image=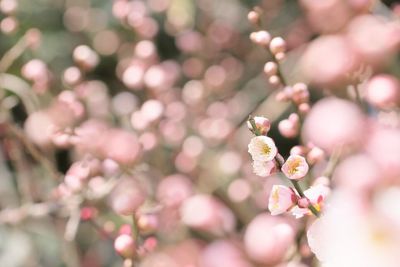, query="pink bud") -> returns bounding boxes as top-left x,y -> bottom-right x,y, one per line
114,234 -> 136,258
263,61 -> 278,76
282,155 -> 309,180
247,116 -> 271,135
268,75 -> 281,87
290,145 -> 308,156
250,31 -> 271,46
247,11 -> 260,25
278,119 -> 299,138
292,83 -> 309,104
268,185 -> 297,215
297,197 -> 310,209
269,37 -> 286,55
73,45 -> 99,71
307,146 -> 325,165
137,213 -> 159,235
